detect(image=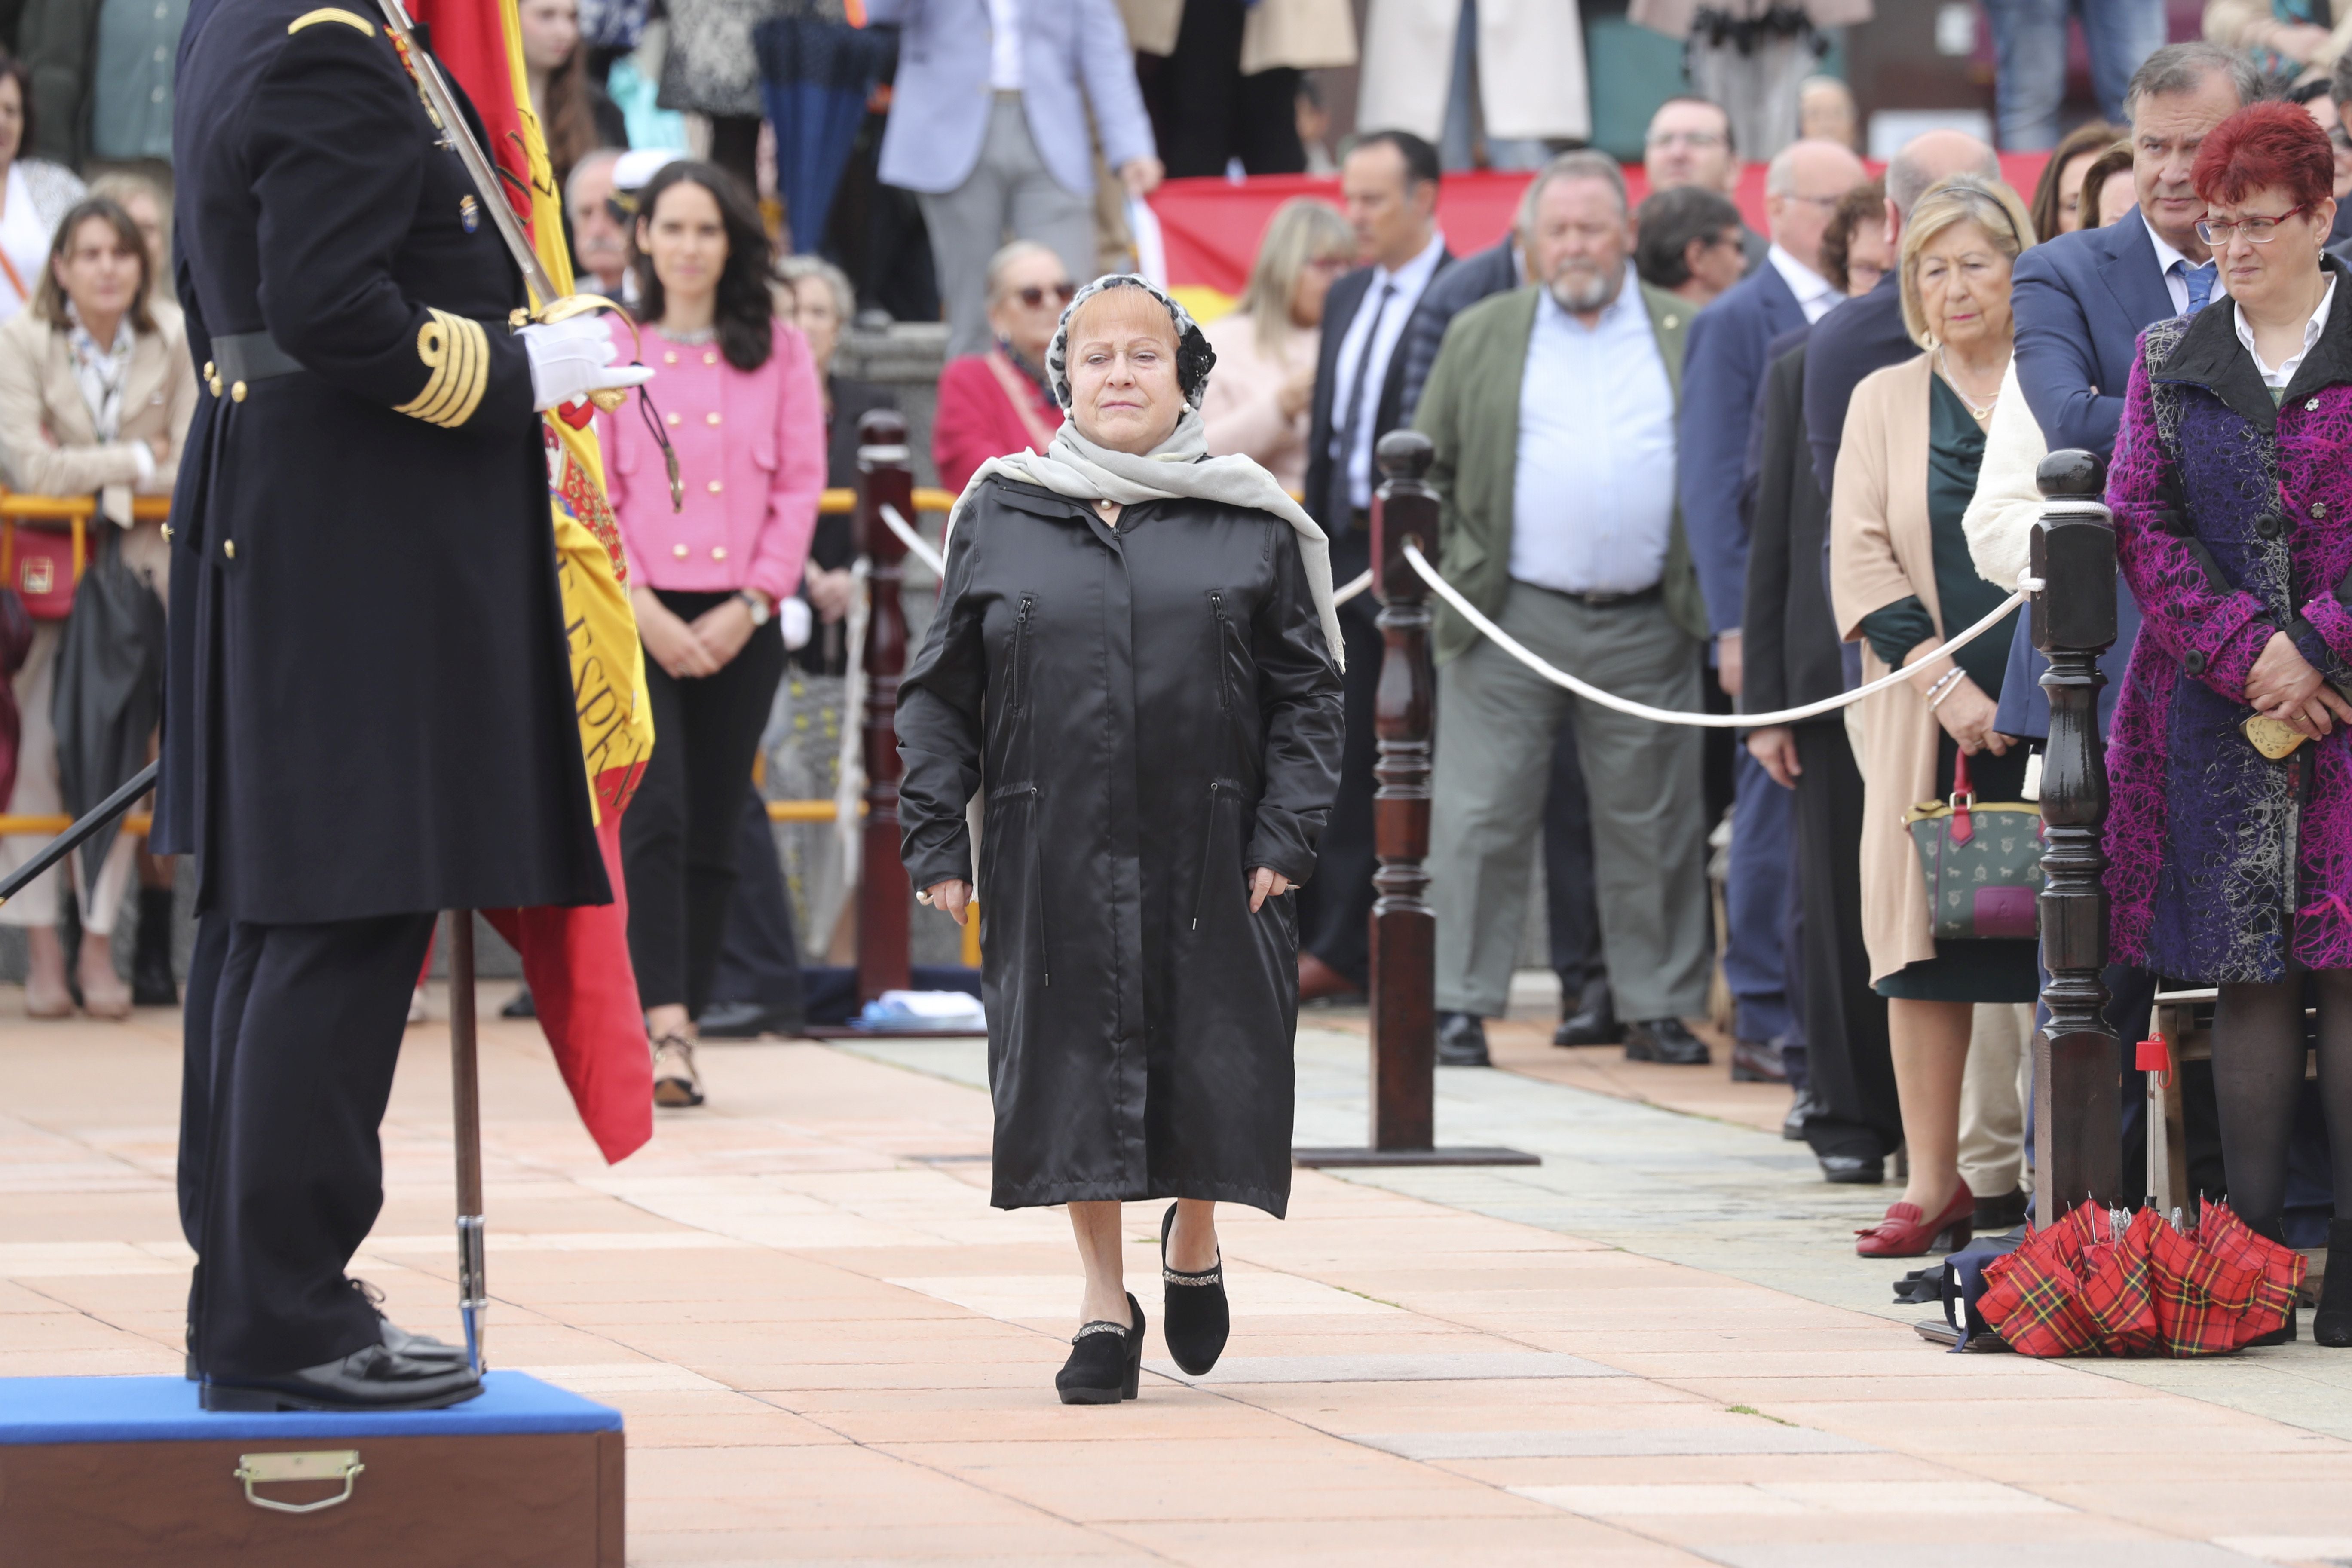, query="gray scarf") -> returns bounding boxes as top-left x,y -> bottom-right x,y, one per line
941,276 -> 1344,670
